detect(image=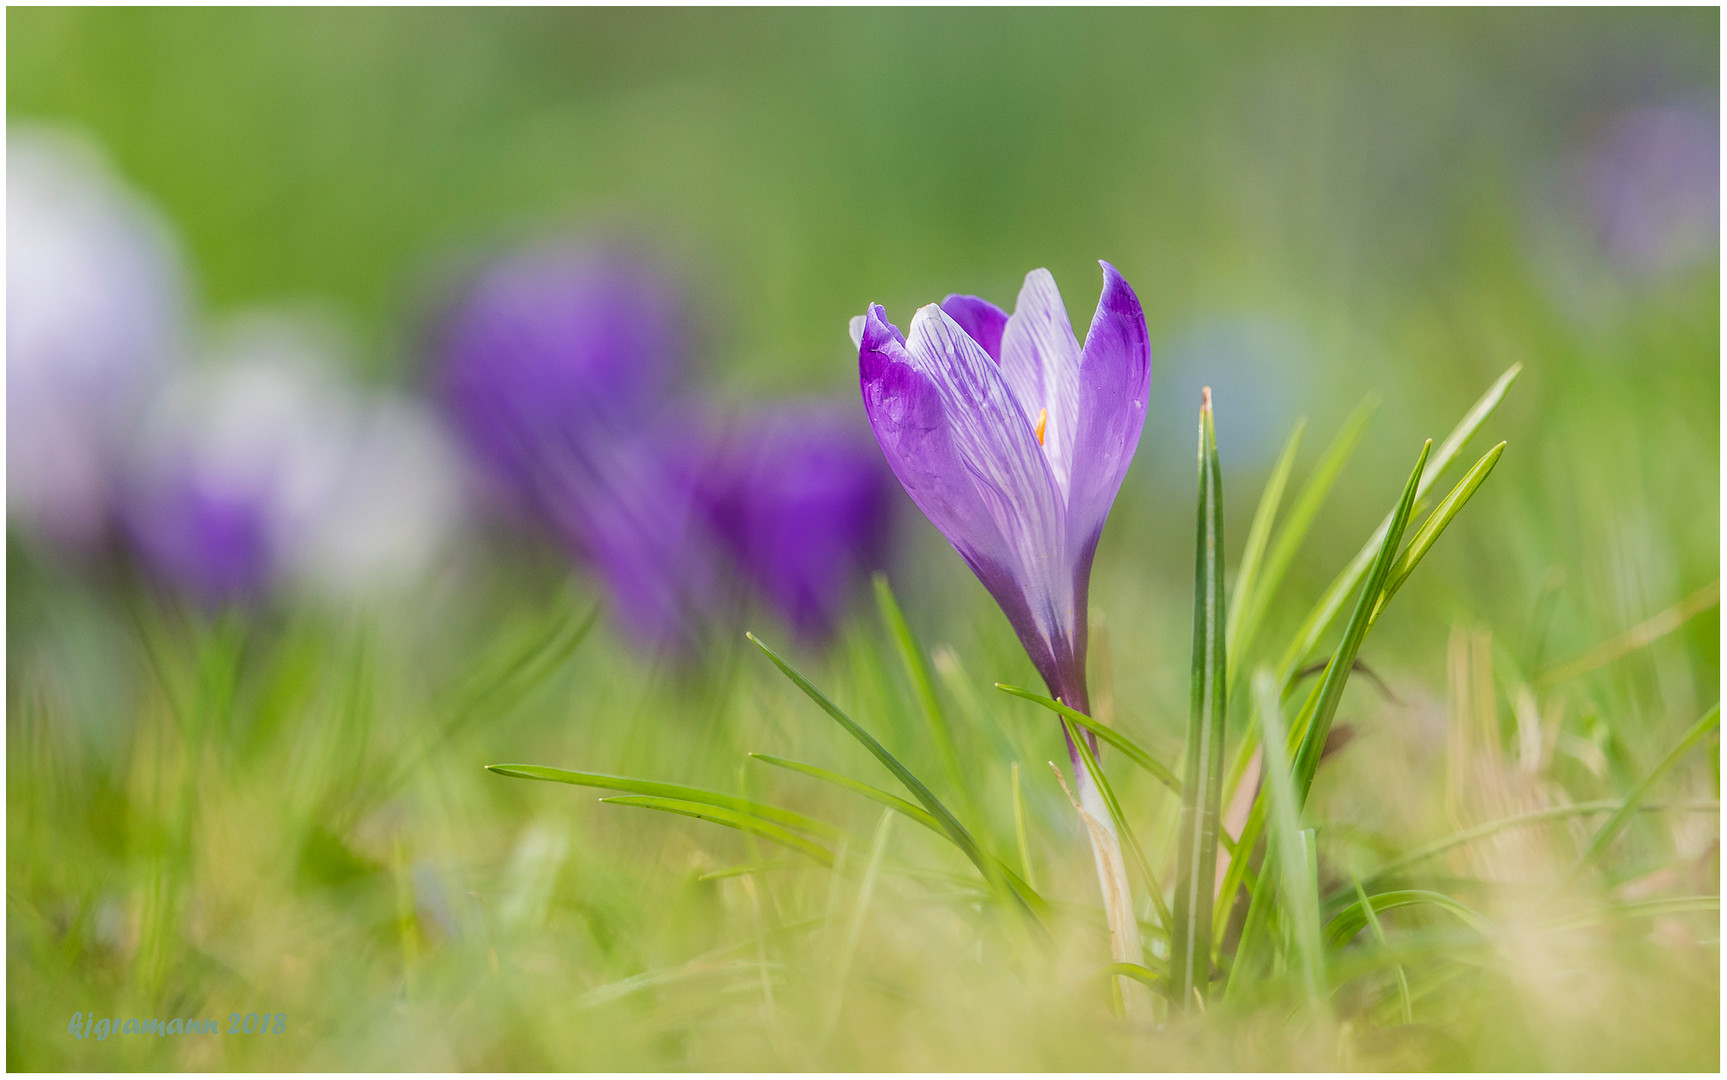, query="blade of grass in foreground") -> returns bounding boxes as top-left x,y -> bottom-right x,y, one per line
747,632 -> 1046,923
1290,438 -> 1430,802
598,795 -> 835,867
1274,365 -> 1519,687
1371,441 -> 1506,625
873,576 -> 976,823
1171,388 -> 1227,1010
484,764 -> 846,843
995,683 -> 1181,794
